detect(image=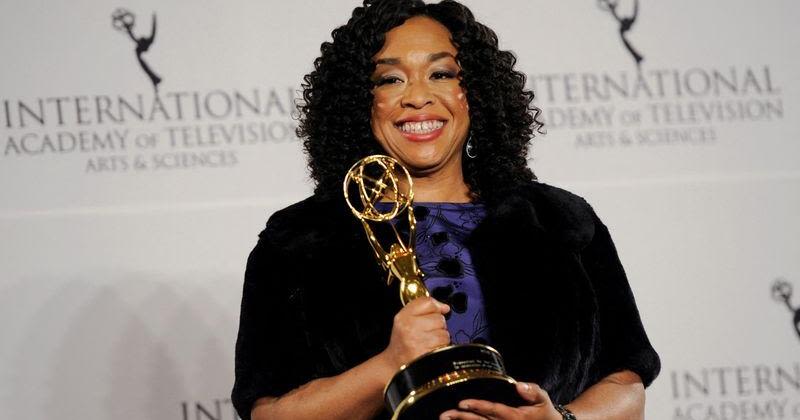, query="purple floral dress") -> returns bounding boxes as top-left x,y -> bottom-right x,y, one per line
381,202 -> 491,345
